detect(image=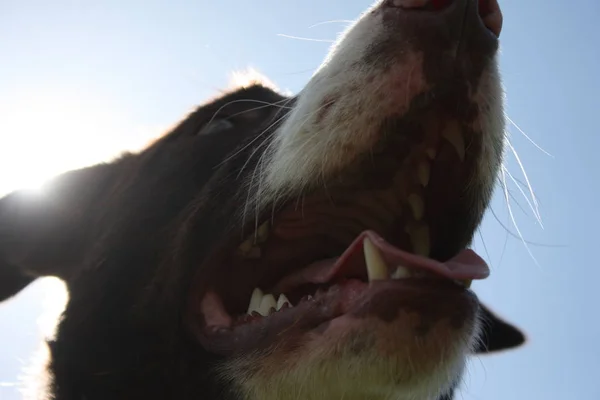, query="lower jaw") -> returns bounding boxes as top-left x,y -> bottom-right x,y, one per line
213,281 -> 478,400
193,278 -> 478,357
